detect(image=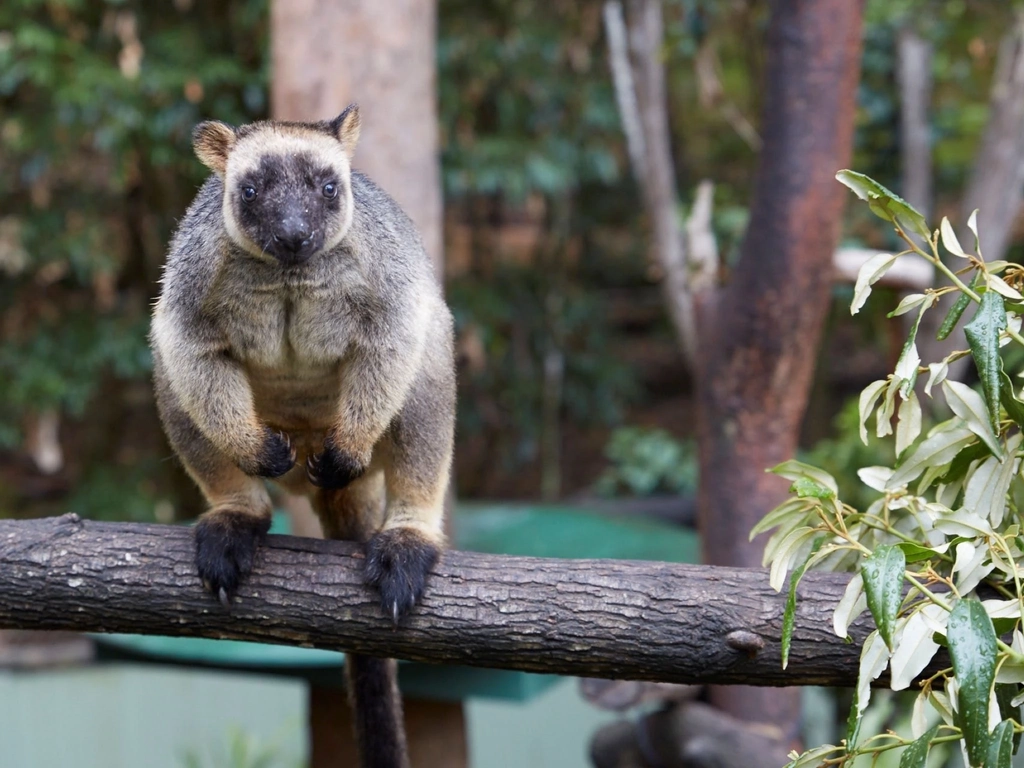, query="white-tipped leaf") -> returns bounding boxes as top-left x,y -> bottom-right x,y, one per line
885,425 -> 975,489
857,466 -> 894,492
964,433 -> 1020,527
942,380 -> 1003,458
770,460 -> 839,495
941,216 -> 969,257
851,252 -> 900,315
891,293 -> 931,316
768,526 -> 818,592
952,540 -> 994,594
858,379 -> 888,444
968,209 -> 980,251
834,572 -> 867,638
988,274 -> 1023,301
856,630 -> 890,717
890,605 -> 945,690
925,362 -> 948,397
896,391 -> 923,457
